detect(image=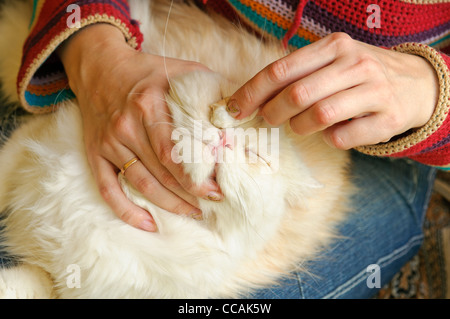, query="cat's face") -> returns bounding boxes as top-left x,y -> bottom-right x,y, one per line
165,71 -> 318,230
